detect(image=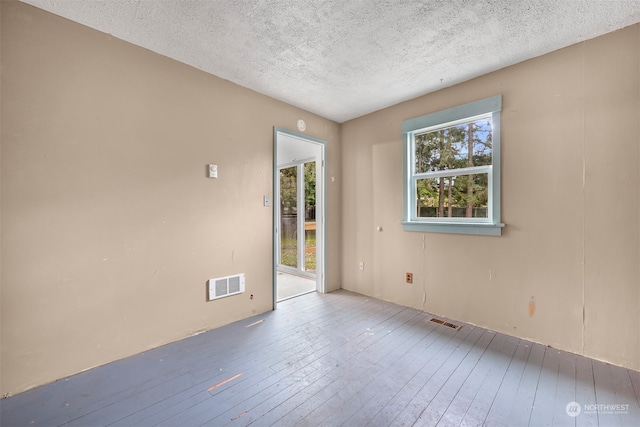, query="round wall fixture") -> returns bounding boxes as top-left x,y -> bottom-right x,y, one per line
297,119 -> 306,132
